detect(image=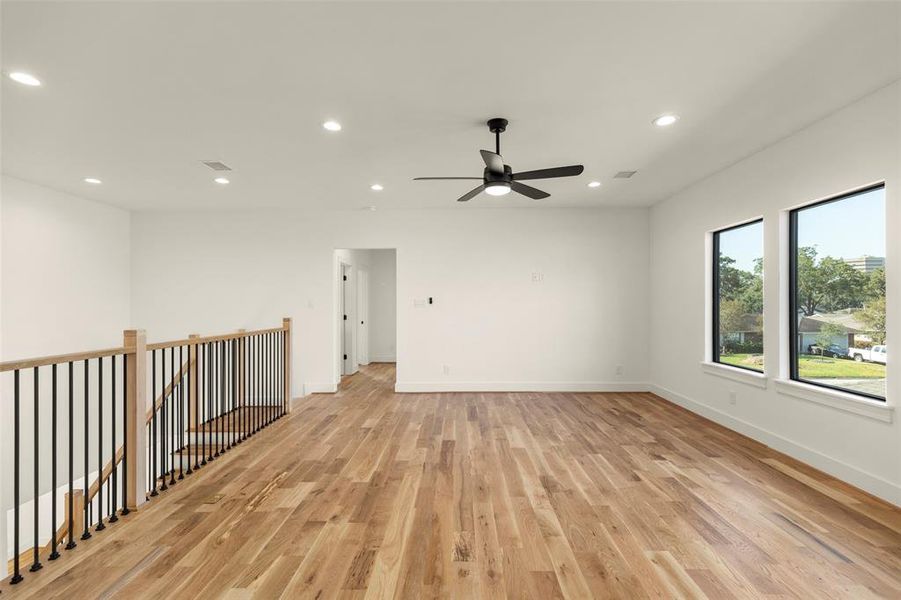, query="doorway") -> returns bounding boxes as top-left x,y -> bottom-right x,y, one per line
334,249 -> 397,385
